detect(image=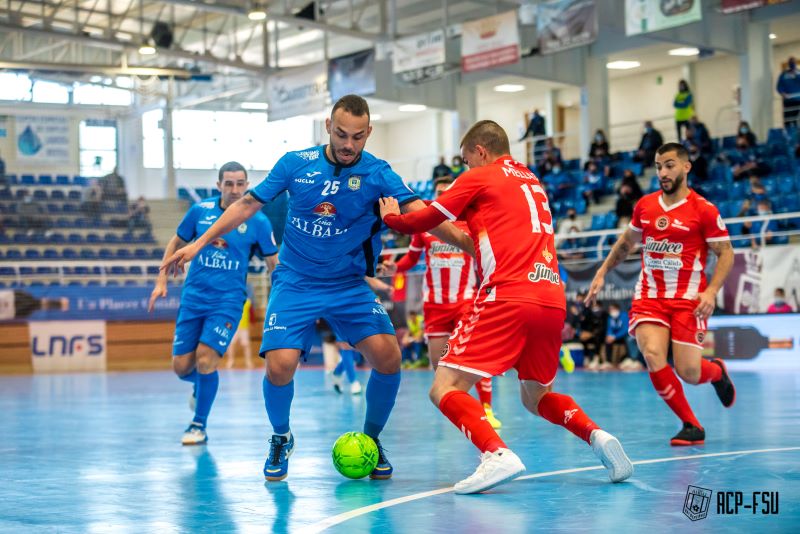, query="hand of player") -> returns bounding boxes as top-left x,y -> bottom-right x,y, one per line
161,242 -> 199,278
584,271 -> 605,306
605,335 -> 615,344
148,279 -> 167,312
379,197 -> 400,220
694,289 -> 716,319
377,260 -> 397,277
